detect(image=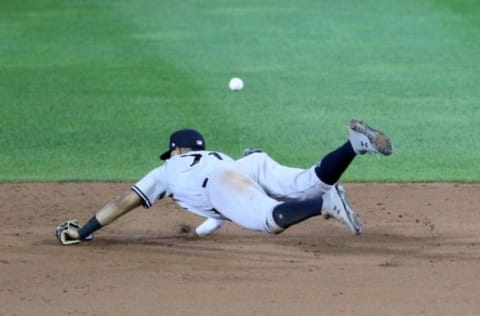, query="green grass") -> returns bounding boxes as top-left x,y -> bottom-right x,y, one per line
1,0 -> 479,182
